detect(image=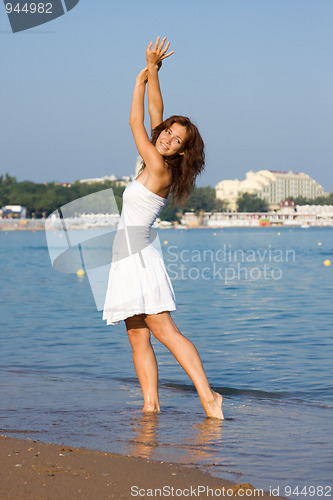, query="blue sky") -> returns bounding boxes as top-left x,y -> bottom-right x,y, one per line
1,0 -> 332,192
